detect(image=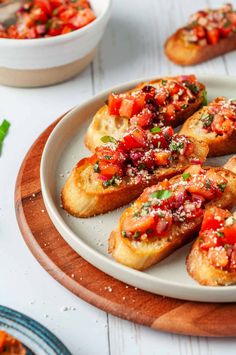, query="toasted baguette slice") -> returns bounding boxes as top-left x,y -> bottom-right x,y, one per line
165,29 -> 236,66
85,76 -> 205,152
180,97 -> 236,157
109,164 -> 236,270
61,137 -> 208,217
186,233 -> 236,286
